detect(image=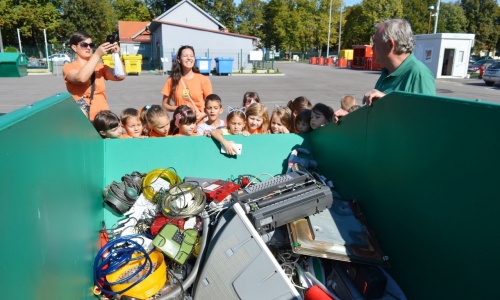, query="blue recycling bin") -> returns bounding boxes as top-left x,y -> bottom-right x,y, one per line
215,57 -> 234,75
195,57 -> 212,75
